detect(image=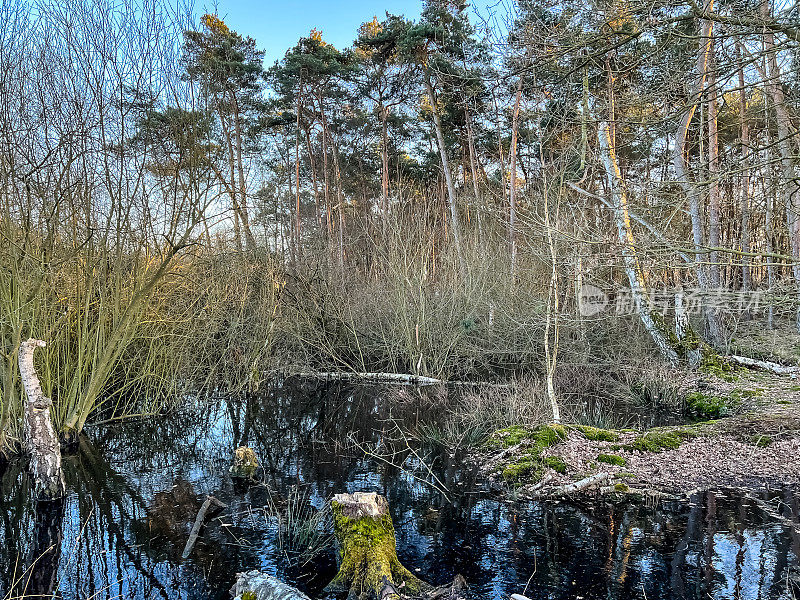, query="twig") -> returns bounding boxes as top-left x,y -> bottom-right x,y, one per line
182,495 -> 227,559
